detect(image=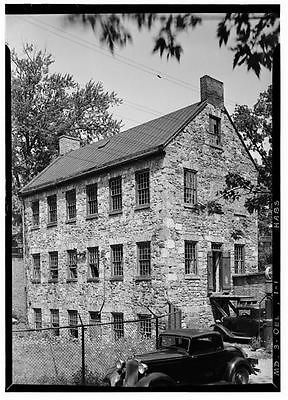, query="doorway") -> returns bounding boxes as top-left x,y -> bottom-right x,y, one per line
211,243 -> 223,292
